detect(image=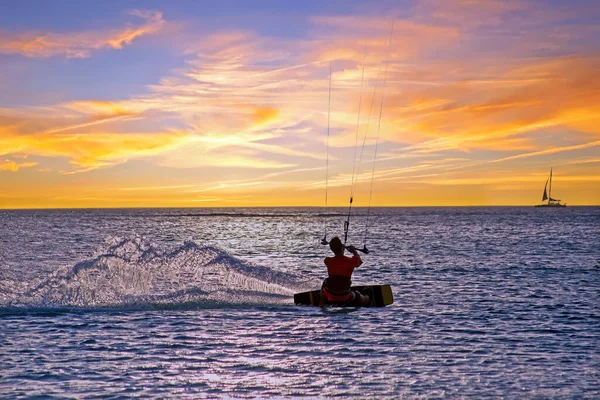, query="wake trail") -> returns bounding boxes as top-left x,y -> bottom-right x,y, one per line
0,237 -> 319,310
